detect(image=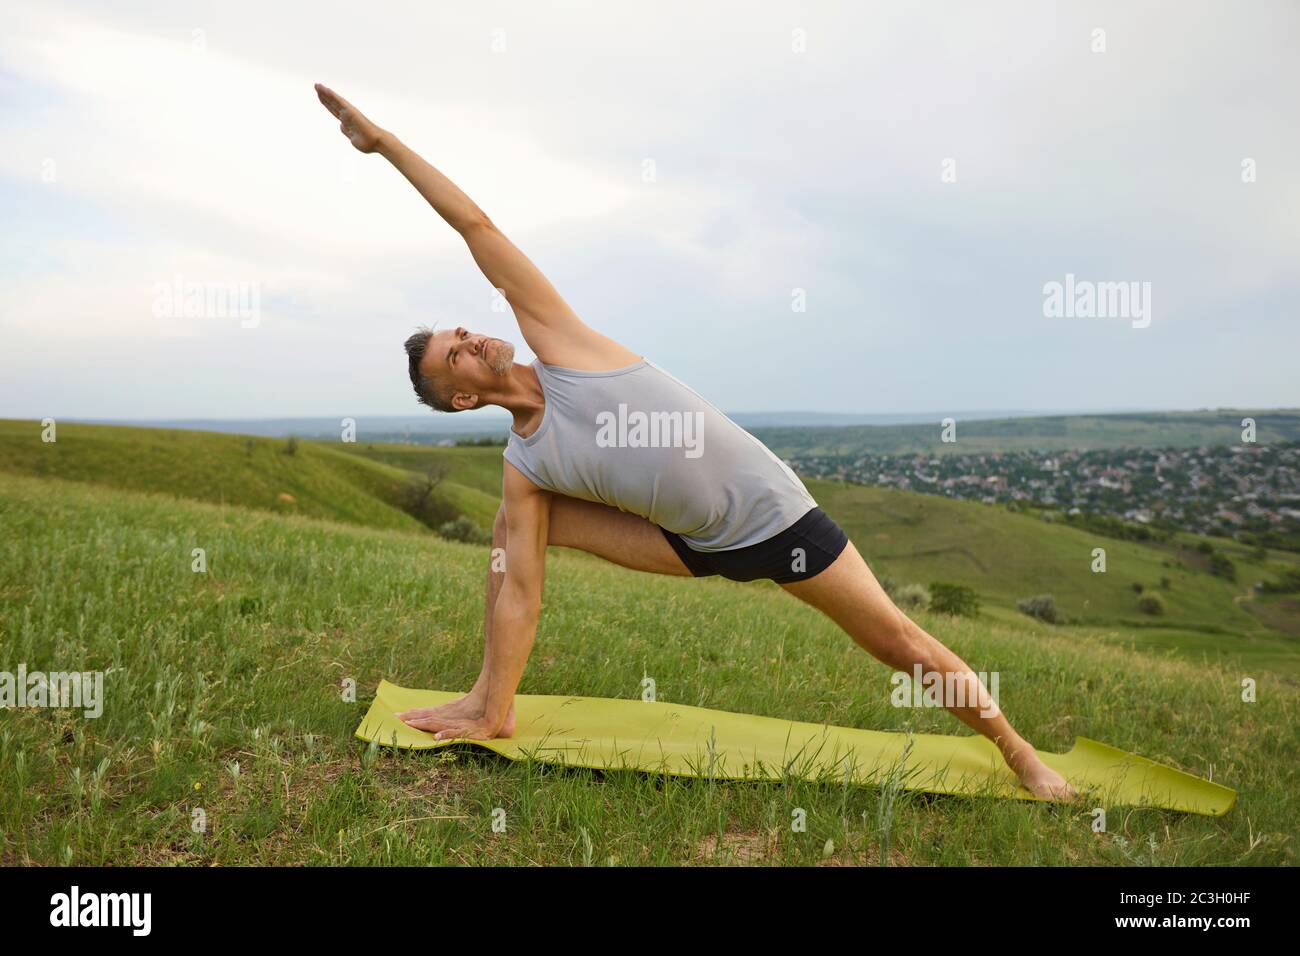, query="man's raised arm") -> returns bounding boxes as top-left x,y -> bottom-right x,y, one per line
314,83 -> 631,367
376,135 -> 579,332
